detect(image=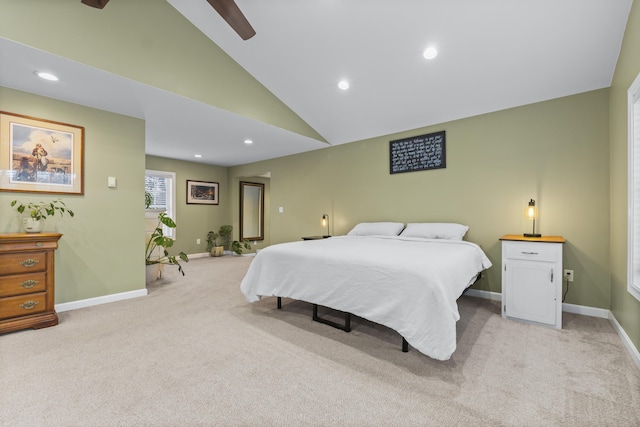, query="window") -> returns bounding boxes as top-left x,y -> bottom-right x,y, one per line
627,72 -> 640,302
145,169 -> 176,238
